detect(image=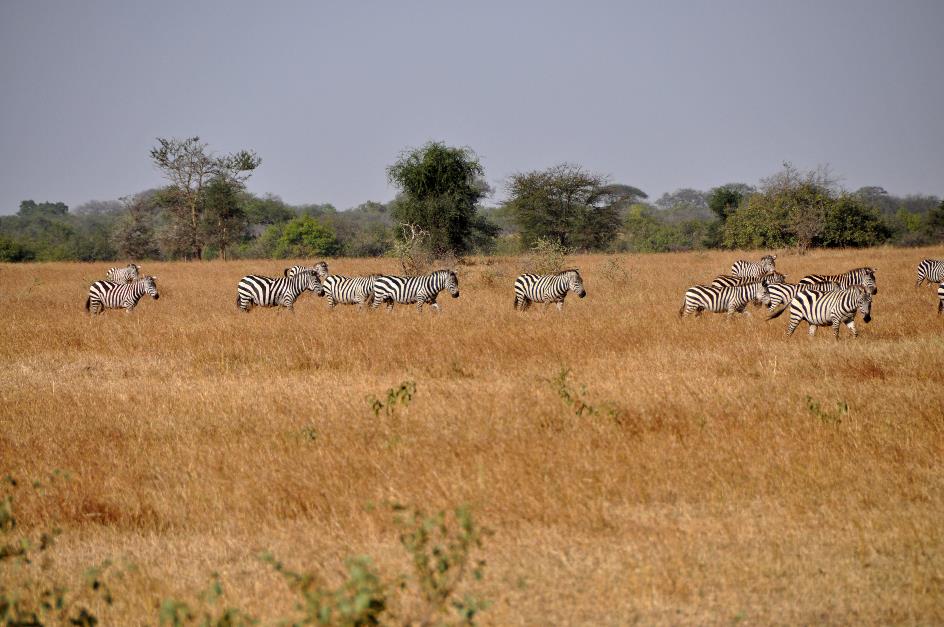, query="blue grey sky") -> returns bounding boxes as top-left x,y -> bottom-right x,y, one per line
1,0 -> 942,214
